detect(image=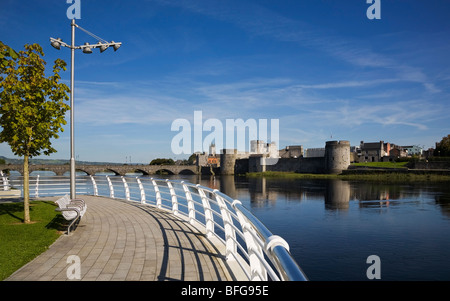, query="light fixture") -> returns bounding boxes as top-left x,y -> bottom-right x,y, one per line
51,38 -> 62,50
99,43 -> 108,53
82,42 -> 93,54
112,41 -> 121,51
